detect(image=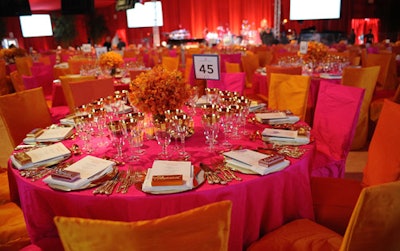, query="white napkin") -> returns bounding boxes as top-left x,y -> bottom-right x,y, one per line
142,160 -> 193,193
